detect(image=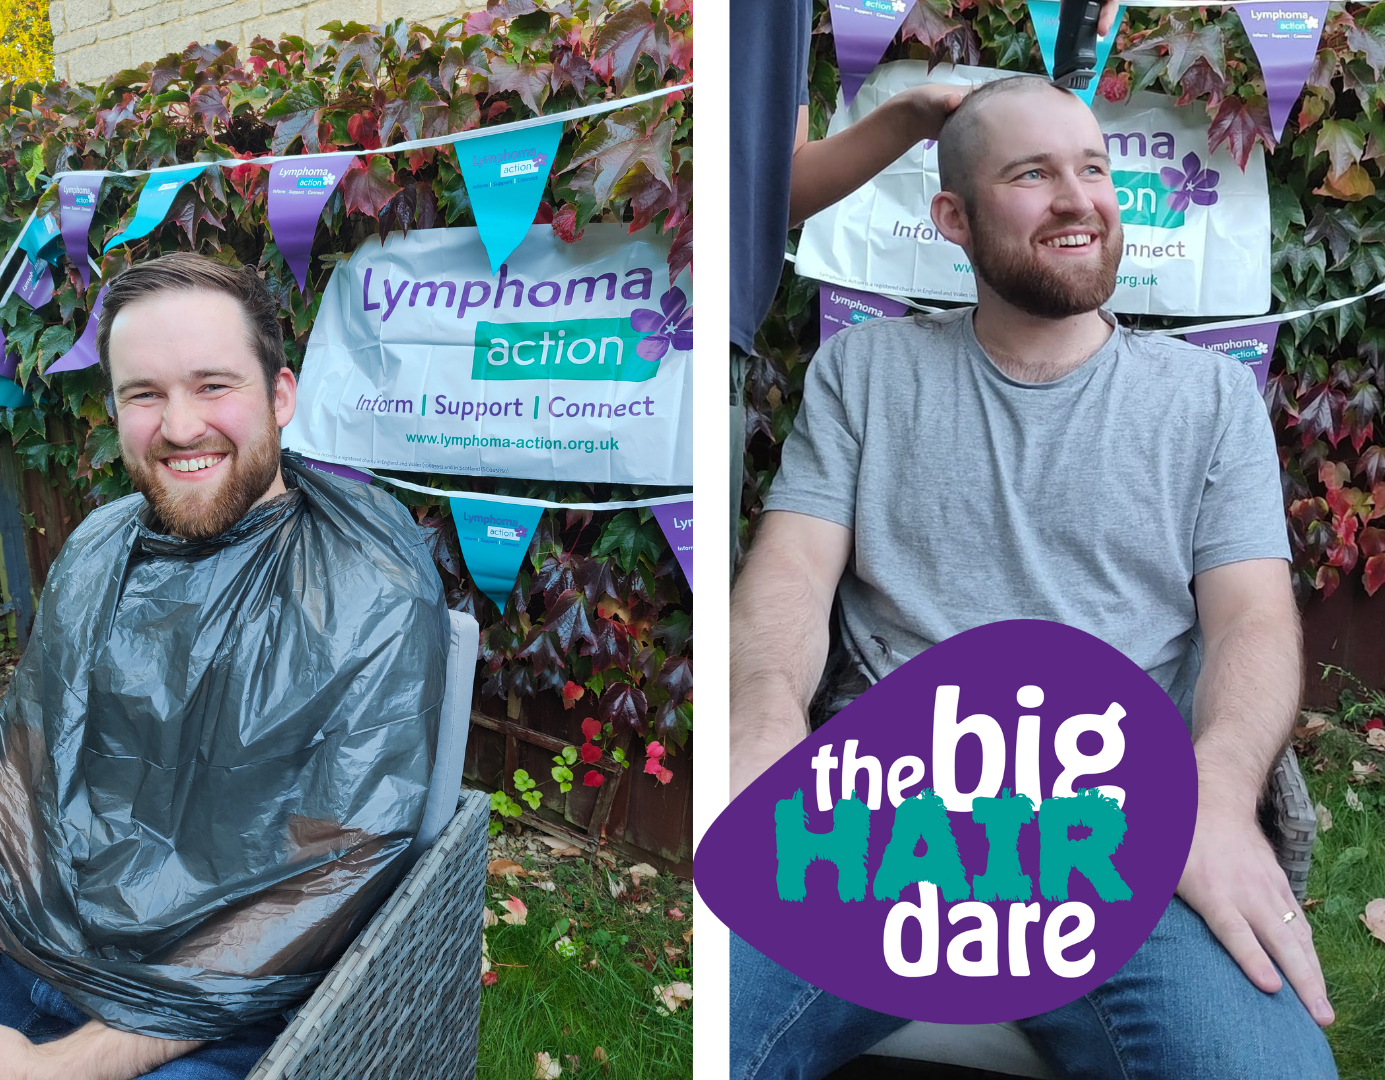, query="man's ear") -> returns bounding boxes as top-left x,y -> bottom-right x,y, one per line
273,367 -> 297,430
931,191 -> 971,250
